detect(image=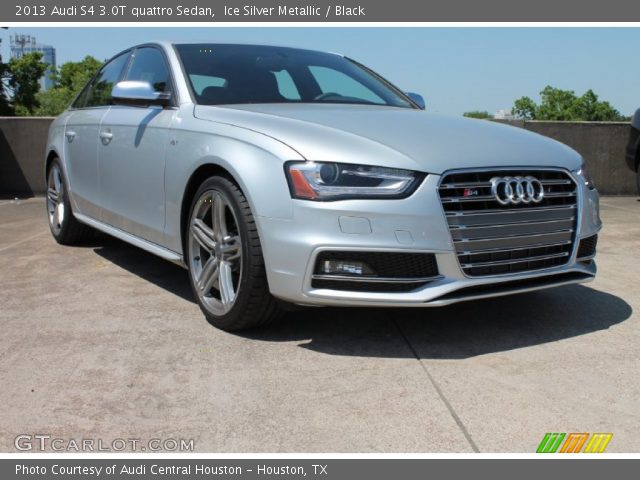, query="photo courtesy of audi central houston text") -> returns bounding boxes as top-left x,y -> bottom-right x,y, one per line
45,42 -> 602,331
